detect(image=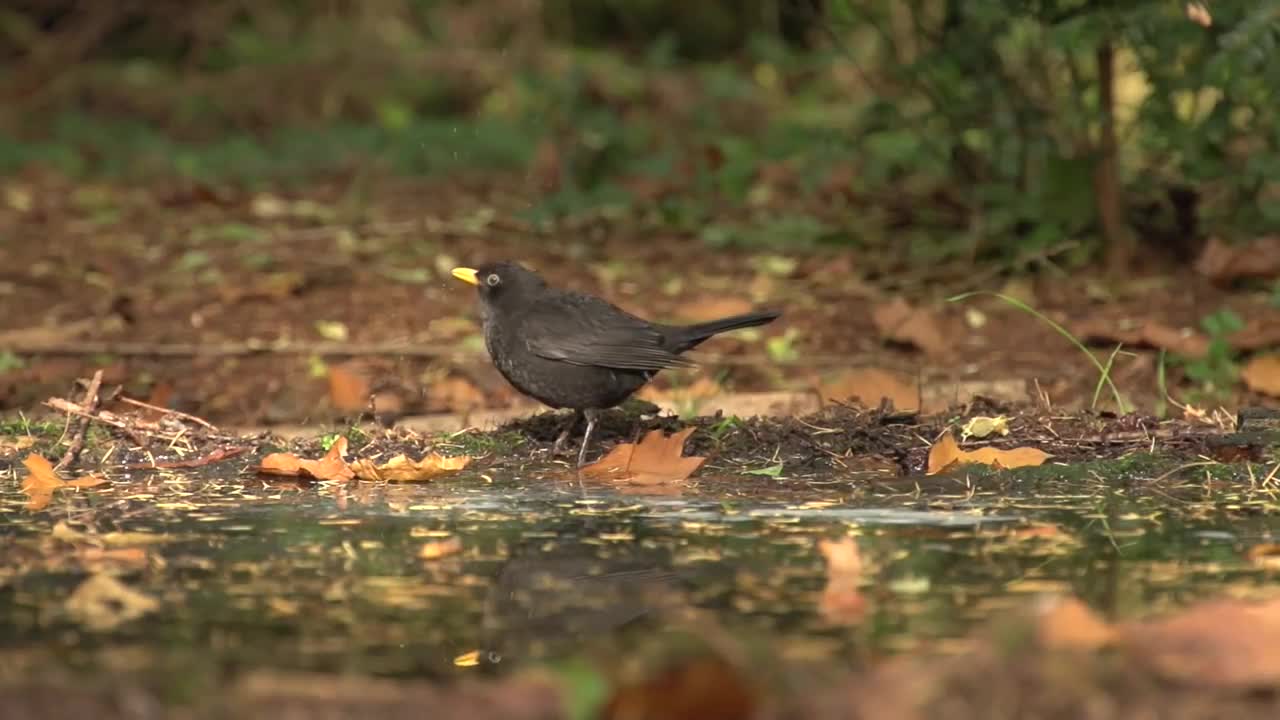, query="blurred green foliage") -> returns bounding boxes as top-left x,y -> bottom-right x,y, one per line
0,0 -> 1274,262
